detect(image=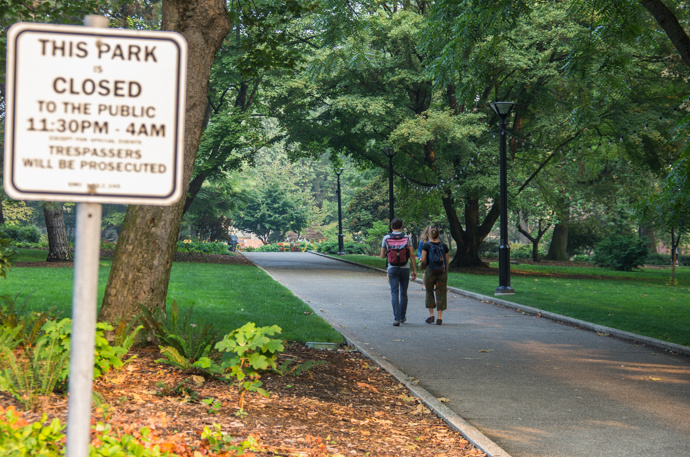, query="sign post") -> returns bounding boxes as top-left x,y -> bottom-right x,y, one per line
4,16 -> 187,457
